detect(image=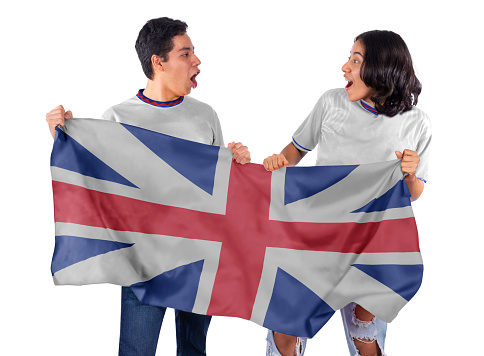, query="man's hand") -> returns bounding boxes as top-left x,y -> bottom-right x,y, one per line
263,154 -> 289,171
395,149 -> 420,176
227,142 -> 251,165
46,105 -> 73,138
